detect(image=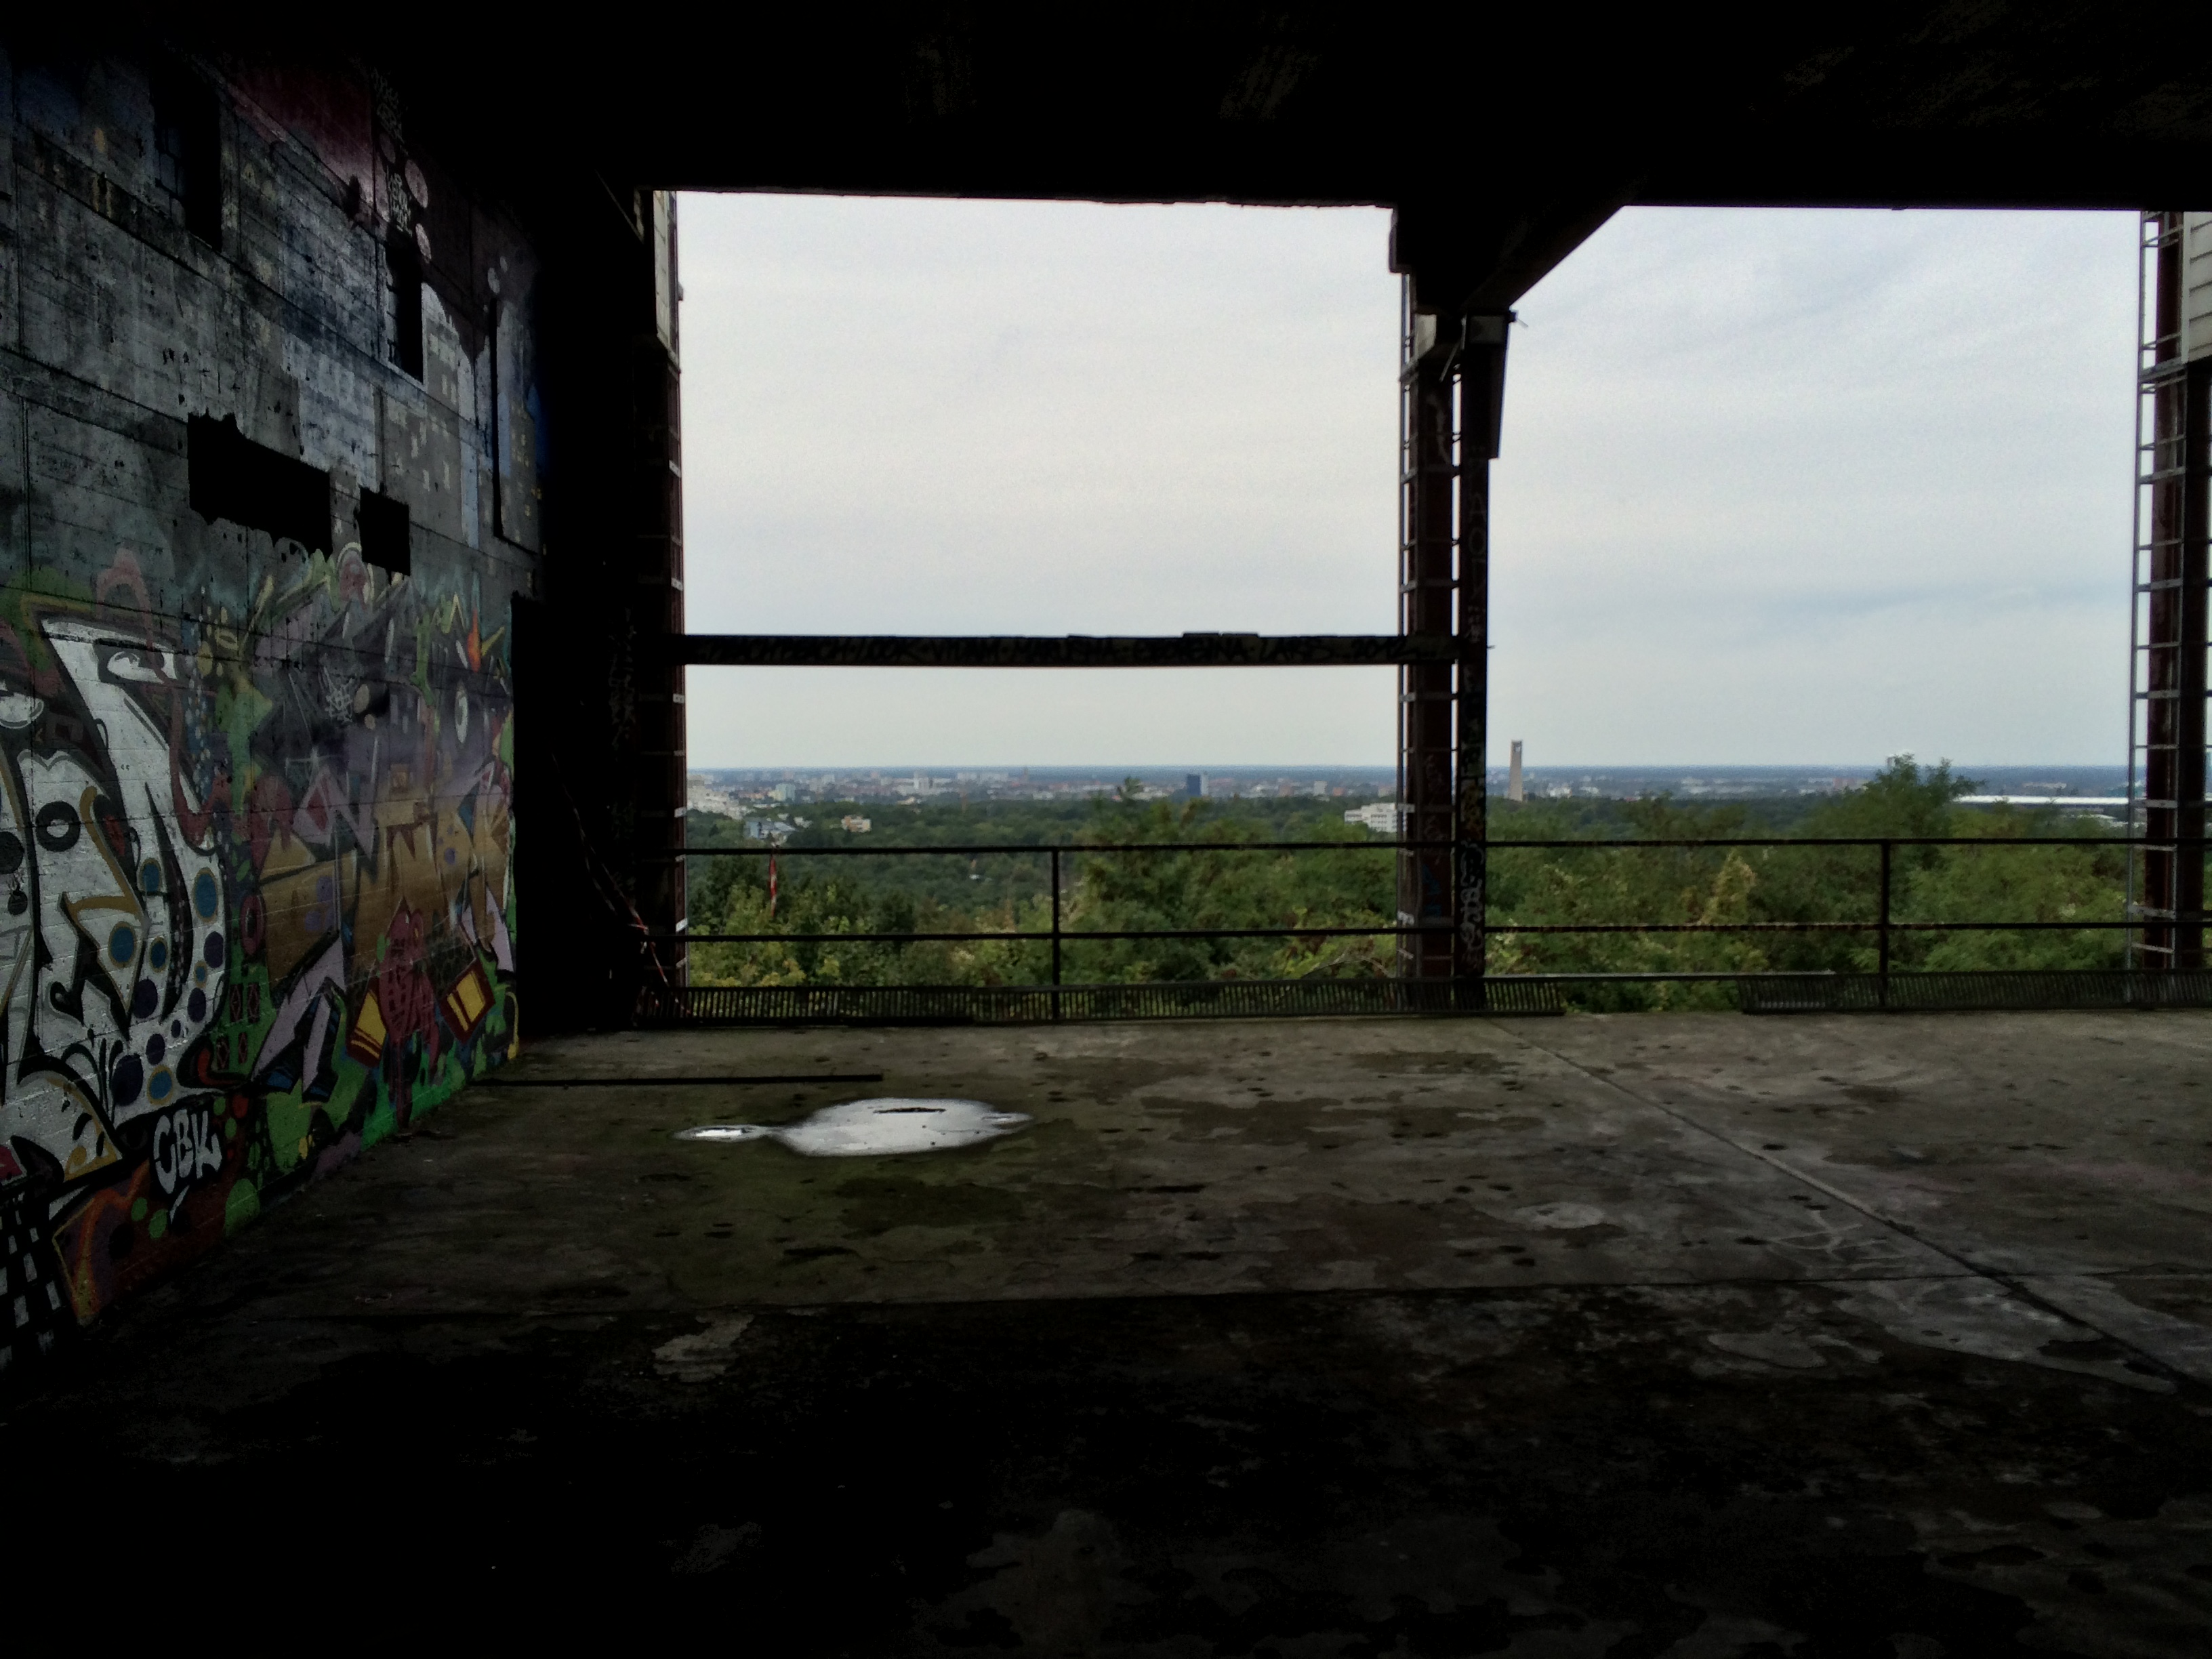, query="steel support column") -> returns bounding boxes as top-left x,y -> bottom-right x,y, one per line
1398,302 -> 1456,977
1456,317 -> 1507,991
2137,211 -> 2211,970
1397,295 -> 1506,991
